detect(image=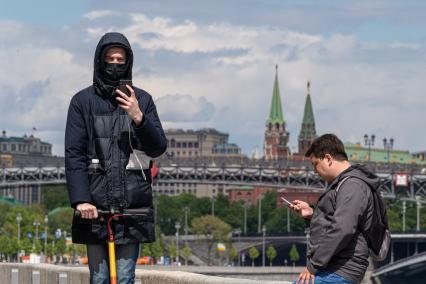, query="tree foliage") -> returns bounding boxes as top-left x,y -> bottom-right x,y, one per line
248,246 -> 259,267
289,244 -> 300,265
266,244 -> 277,266
191,215 -> 231,265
